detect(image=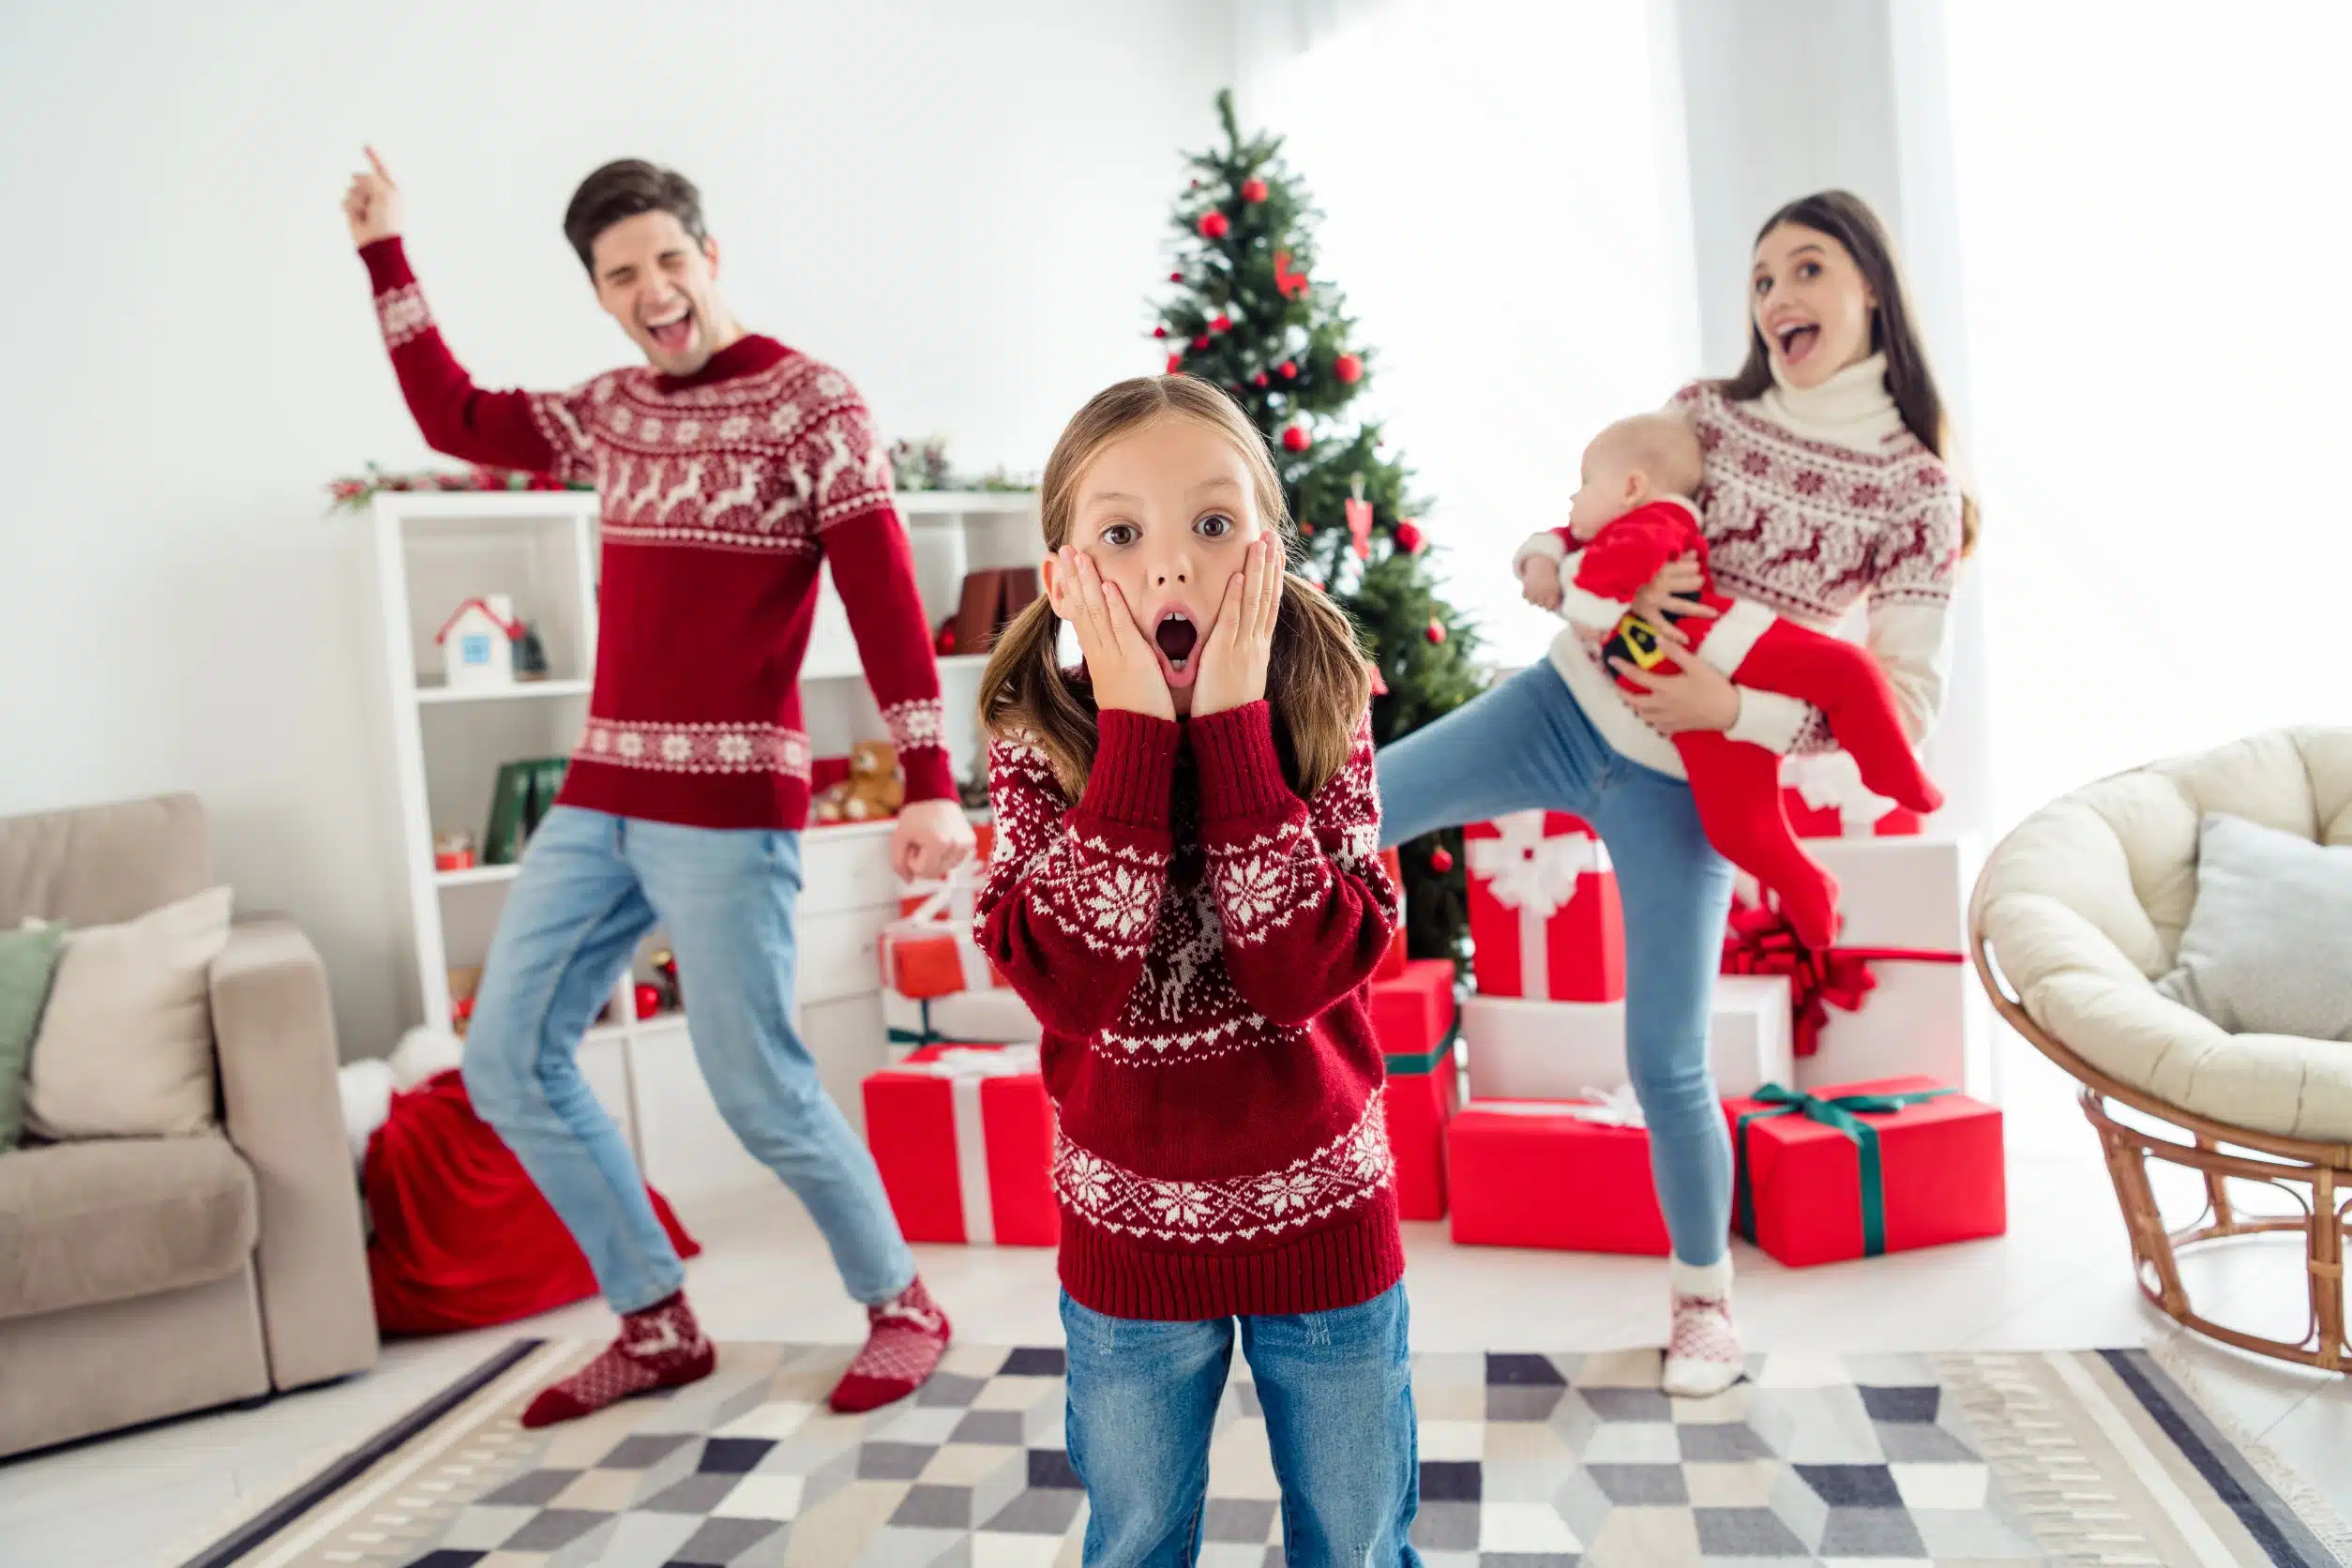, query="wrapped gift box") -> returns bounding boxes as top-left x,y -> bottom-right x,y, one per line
1726,1075 -> 2005,1266
882,825 -> 1010,999
1448,1093 -> 1709,1254
1465,811 -> 1625,1002
1780,750 -> 1924,839
862,1042 -> 1056,1246
882,986 -> 1041,1059
1726,835 -> 1981,1093
1459,976 -> 1791,1102
1369,957 -> 1460,1220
